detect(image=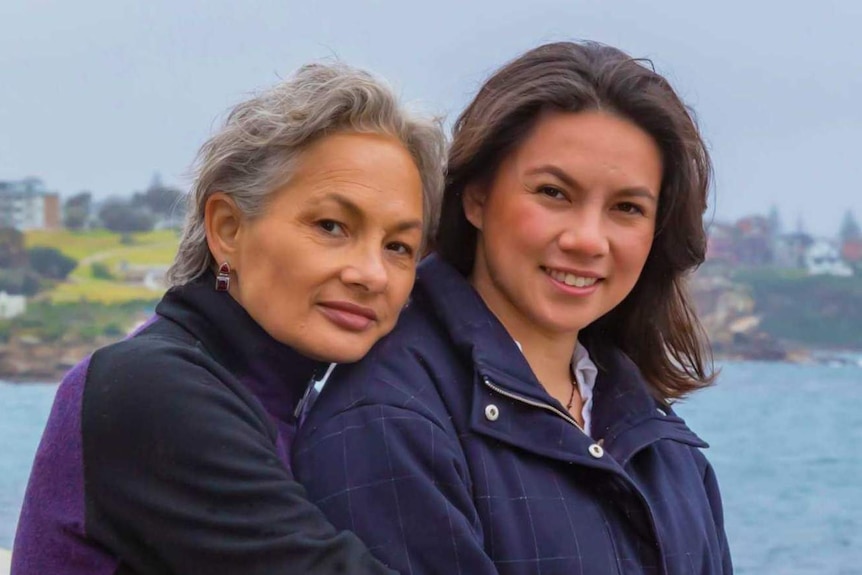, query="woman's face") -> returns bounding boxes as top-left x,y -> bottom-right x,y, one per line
228,132 -> 424,363
465,110 -> 662,344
